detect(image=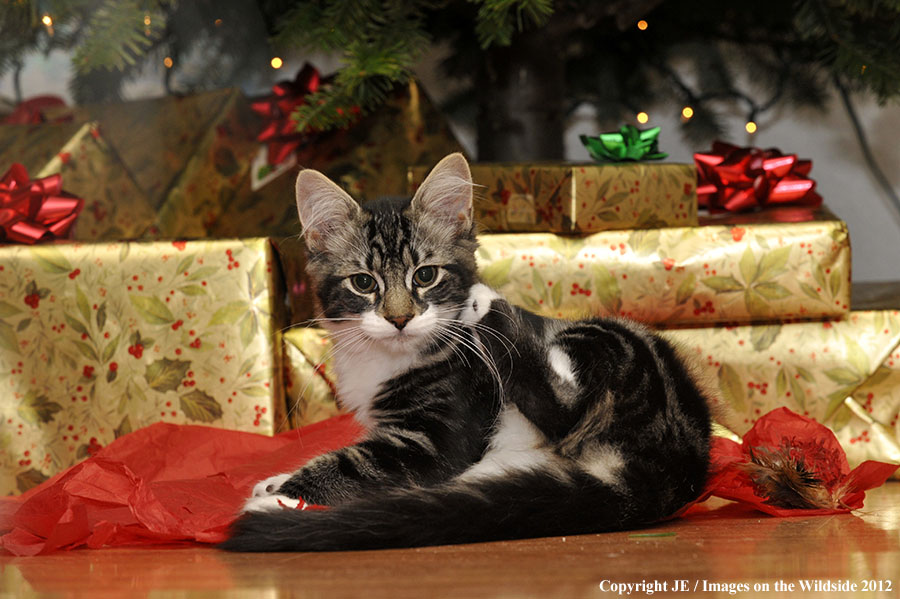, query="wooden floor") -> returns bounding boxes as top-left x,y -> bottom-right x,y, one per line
2,483 -> 899,598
